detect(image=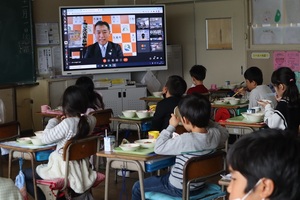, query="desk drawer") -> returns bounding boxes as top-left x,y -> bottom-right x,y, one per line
145,156 -> 175,173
